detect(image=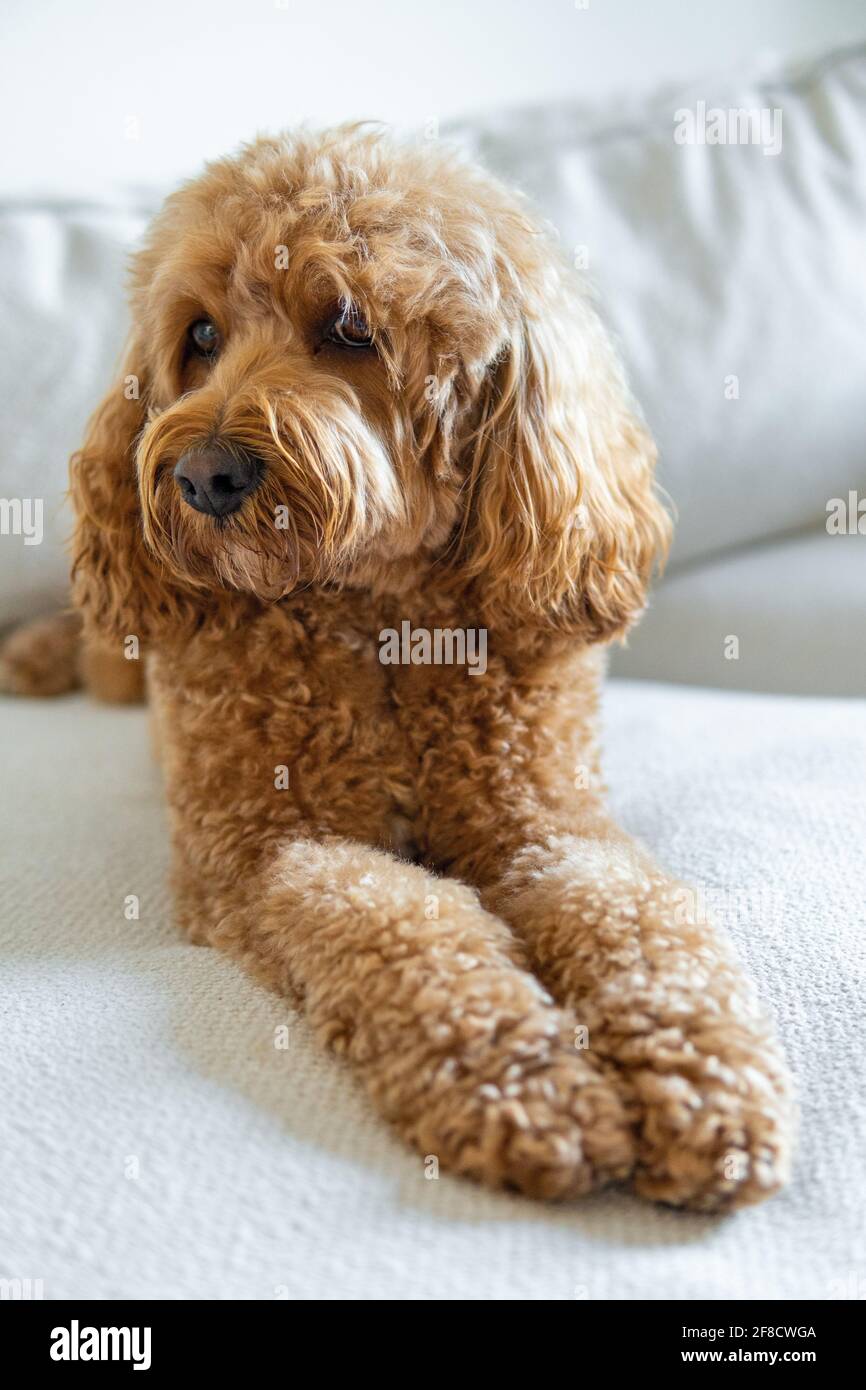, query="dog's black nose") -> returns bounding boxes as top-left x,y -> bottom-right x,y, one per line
174,444 -> 261,518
